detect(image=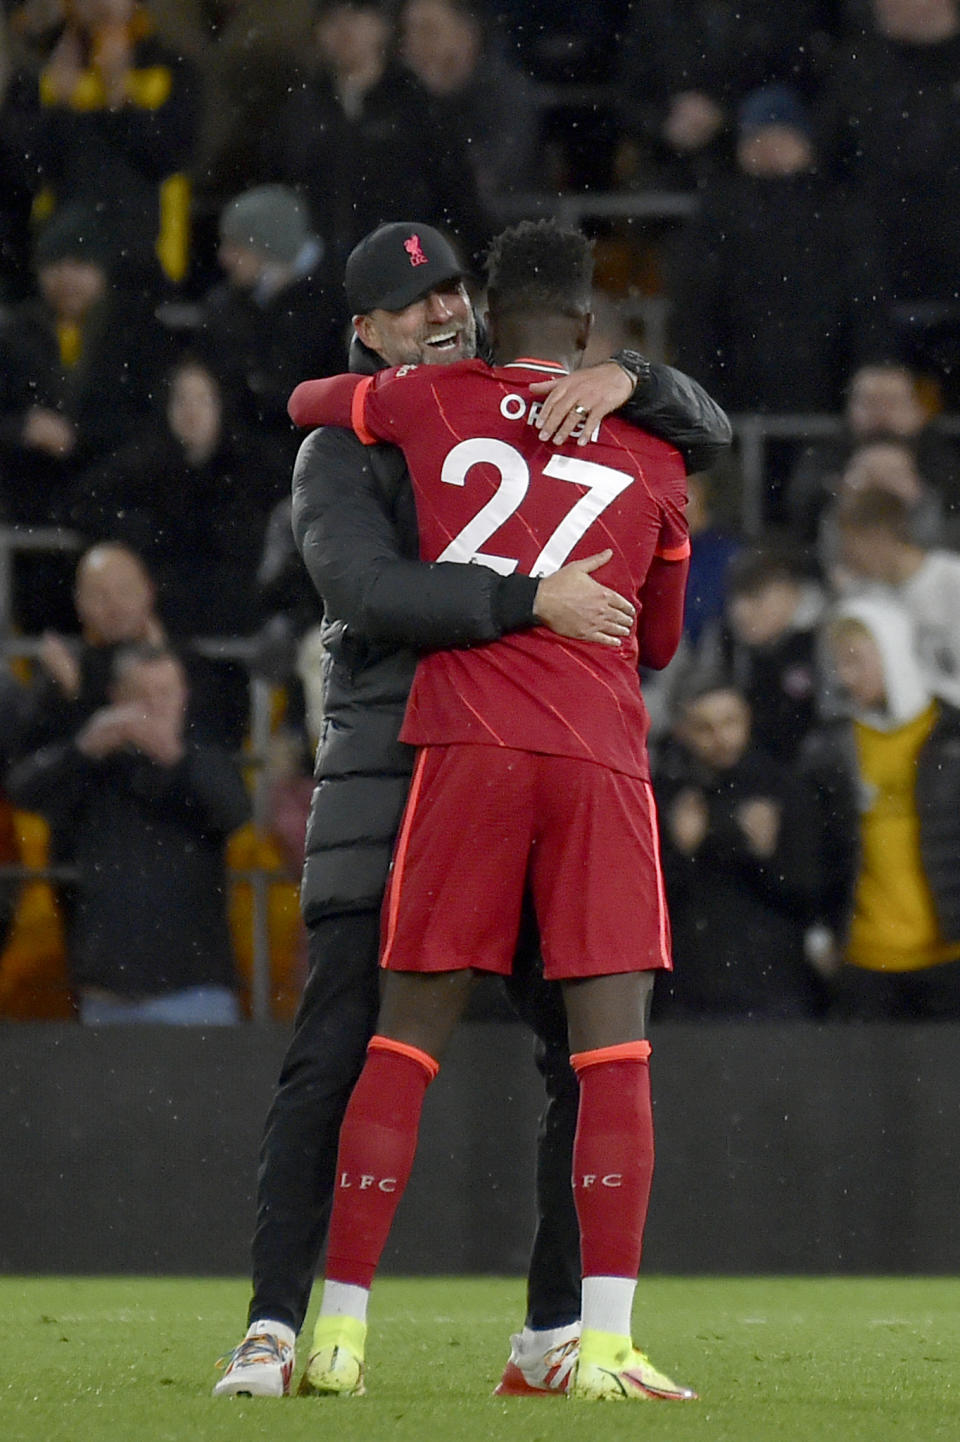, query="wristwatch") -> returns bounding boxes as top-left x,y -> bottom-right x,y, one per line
610,348 -> 652,396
